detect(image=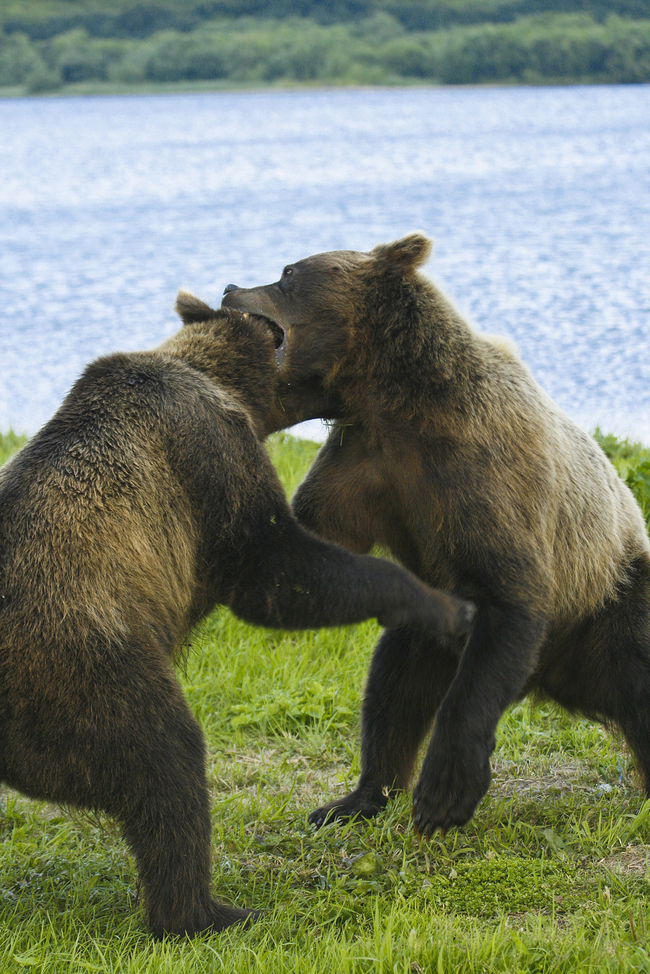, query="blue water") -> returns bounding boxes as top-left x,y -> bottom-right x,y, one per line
1,84 -> 649,443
